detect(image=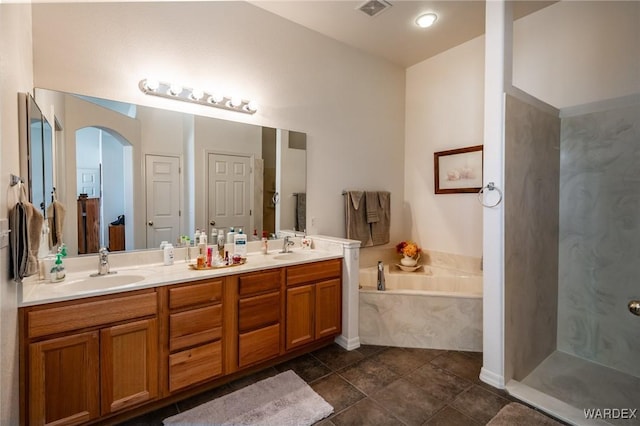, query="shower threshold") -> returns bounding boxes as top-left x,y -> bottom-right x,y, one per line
506,351 -> 640,426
